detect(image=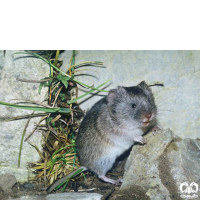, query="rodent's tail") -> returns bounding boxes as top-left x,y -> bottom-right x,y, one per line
46,166 -> 88,193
